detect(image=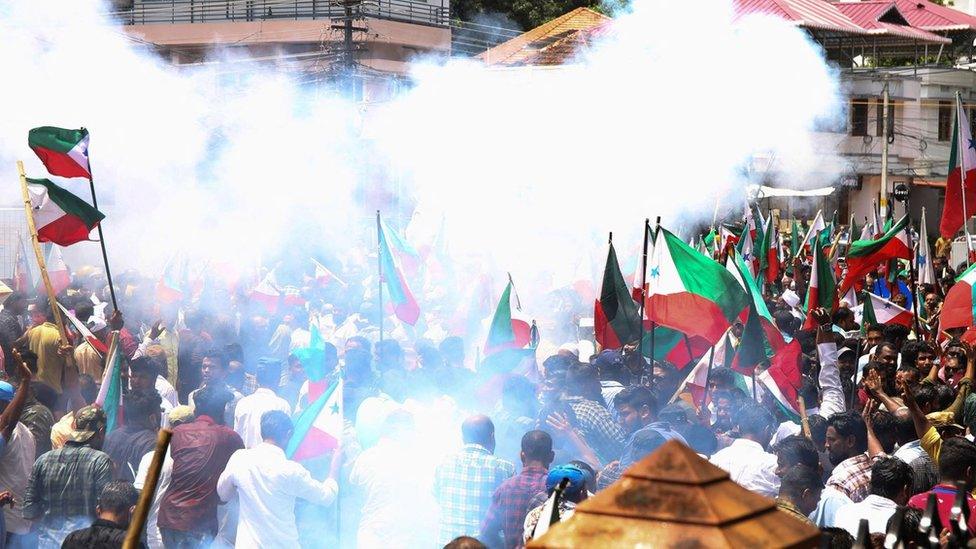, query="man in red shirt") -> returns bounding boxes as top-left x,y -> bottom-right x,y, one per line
158,384 -> 243,548
908,437 -> 976,532
480,430 -> 554,549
